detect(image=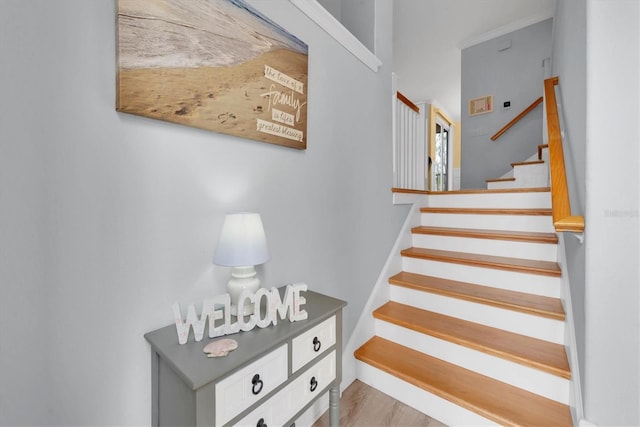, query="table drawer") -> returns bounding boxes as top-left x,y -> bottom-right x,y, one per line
215,344 -> 288,426
233,350 -> 337,427
291,316 -> 336,373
